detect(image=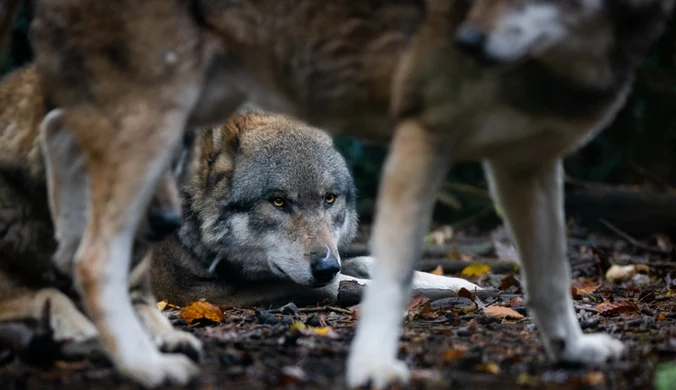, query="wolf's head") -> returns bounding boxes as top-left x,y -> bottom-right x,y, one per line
182,108 -> 357,288
455,0 -> 674,67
